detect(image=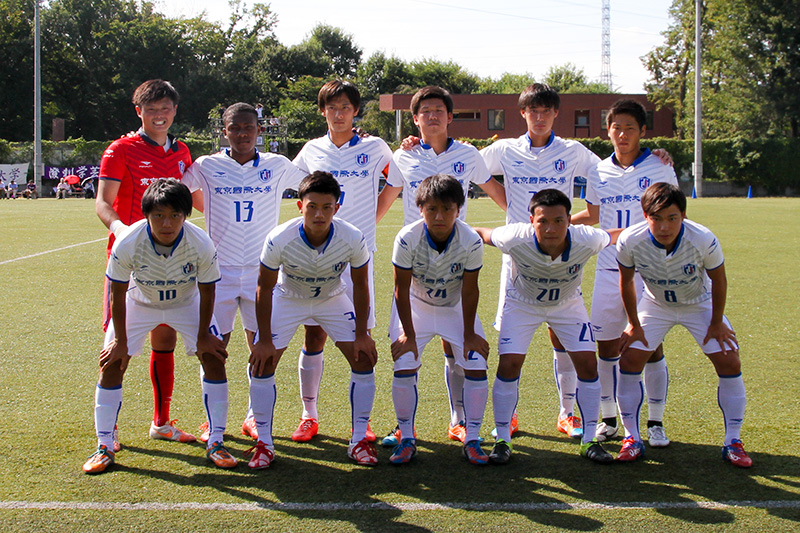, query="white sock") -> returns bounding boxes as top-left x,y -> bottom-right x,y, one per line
553,349 -> 577,418
250,373 -> 276,447
463,375 -> 488,443
644,357 -> 668,422
95,385 -> 122,449
575,377 -> 601,444
617,371 -> 644,442
445,355 -> 465,426
598,356 -> 620,420
492,375 -> 519,442
245,364 -> 254,420
202,379 -> 229,445
718,374 -> 746,445
392,372 -> 418,440
298,349 -> 324,420
350,370 -> 375,444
